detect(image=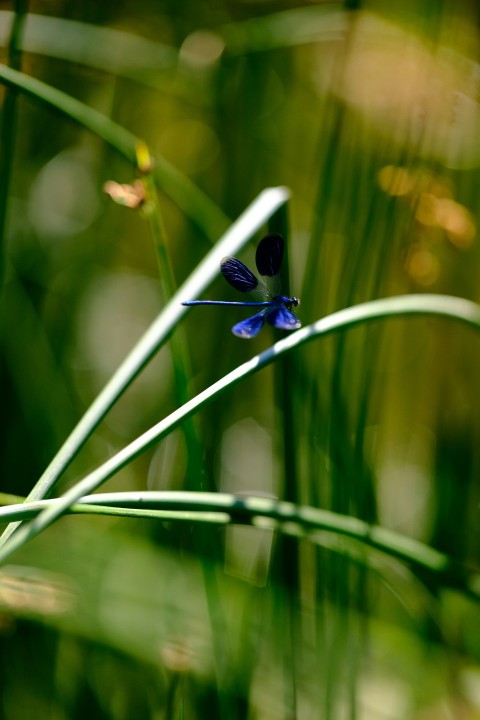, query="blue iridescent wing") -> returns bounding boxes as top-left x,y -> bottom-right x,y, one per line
266,306 -> 301,331
231,310 -> 267,338
255,234 -> 284,277
221,257 -> 258,292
